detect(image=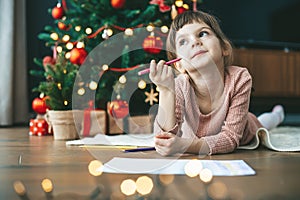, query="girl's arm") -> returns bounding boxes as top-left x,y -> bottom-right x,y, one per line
203,68 -> 252,154
156,87 -> 176,131
149,60 -> 176,130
